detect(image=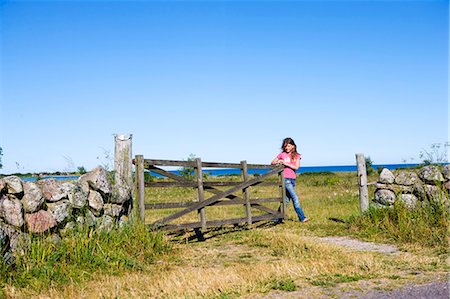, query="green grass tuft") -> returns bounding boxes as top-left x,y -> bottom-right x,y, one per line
0,223 -> 170,292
